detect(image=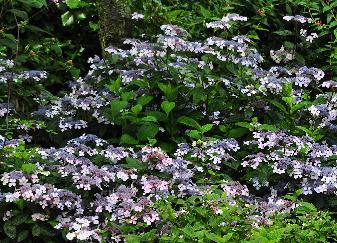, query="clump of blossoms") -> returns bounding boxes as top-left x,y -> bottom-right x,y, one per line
283,15 -> 312,24
308,93 -> 337,131
242,130 -> 337,195
206,13 -> 247,29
